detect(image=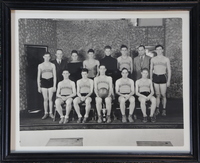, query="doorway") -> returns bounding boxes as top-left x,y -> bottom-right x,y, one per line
25,45 -> 48,111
